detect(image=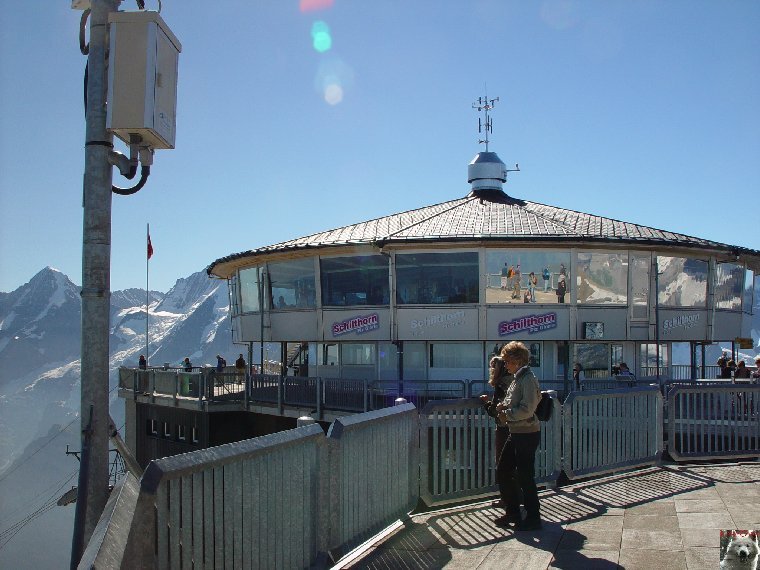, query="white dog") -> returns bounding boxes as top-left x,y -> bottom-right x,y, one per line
721,532 -> 759,570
